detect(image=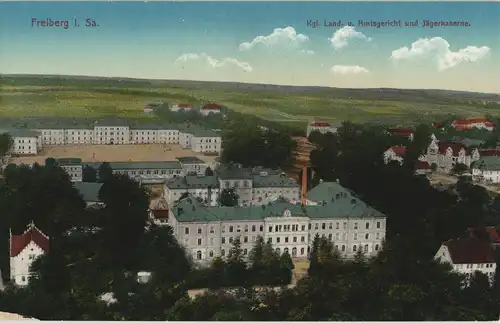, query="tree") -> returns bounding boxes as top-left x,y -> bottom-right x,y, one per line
226,237 -> 249,286
82,165 -> 98,182
452,163 -> 469,175
0,133 -> 13,157
219,188 -> 239,207
204,167 -> 214,176
97,162 -> 113,183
